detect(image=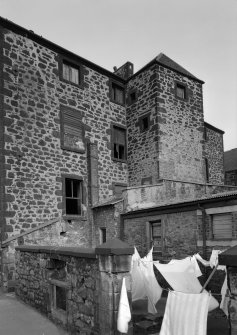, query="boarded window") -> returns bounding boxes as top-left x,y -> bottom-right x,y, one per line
112,125 -> 126,161
212,213 -> 232,240
61,107 -> 85,152
65,178 -> 82,215
63,62 -> 79,85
